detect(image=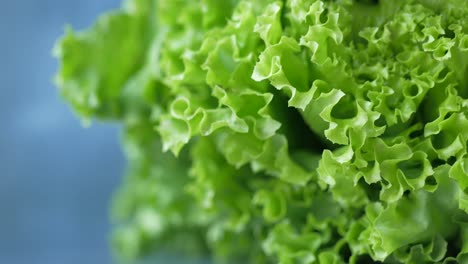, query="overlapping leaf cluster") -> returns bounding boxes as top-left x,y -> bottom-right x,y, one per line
55,0 -> 468,263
